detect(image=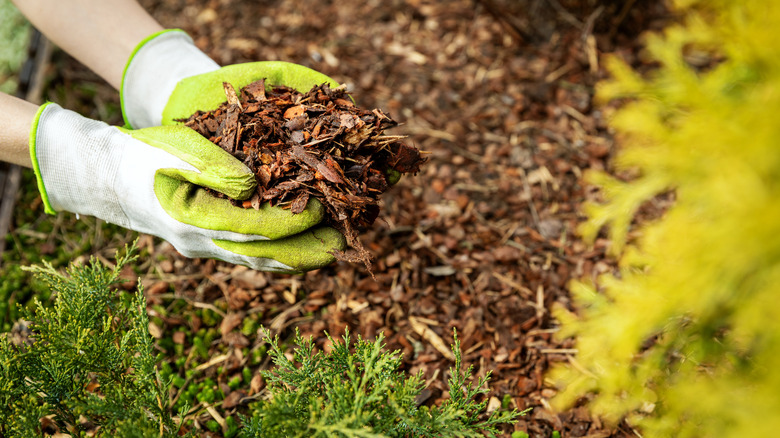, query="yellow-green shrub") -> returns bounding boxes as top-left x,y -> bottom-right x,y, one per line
551,1 -> 780,436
